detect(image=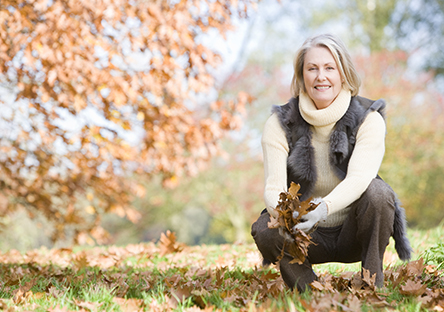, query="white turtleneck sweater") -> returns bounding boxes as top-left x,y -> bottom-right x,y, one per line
262,89 -> 386,227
